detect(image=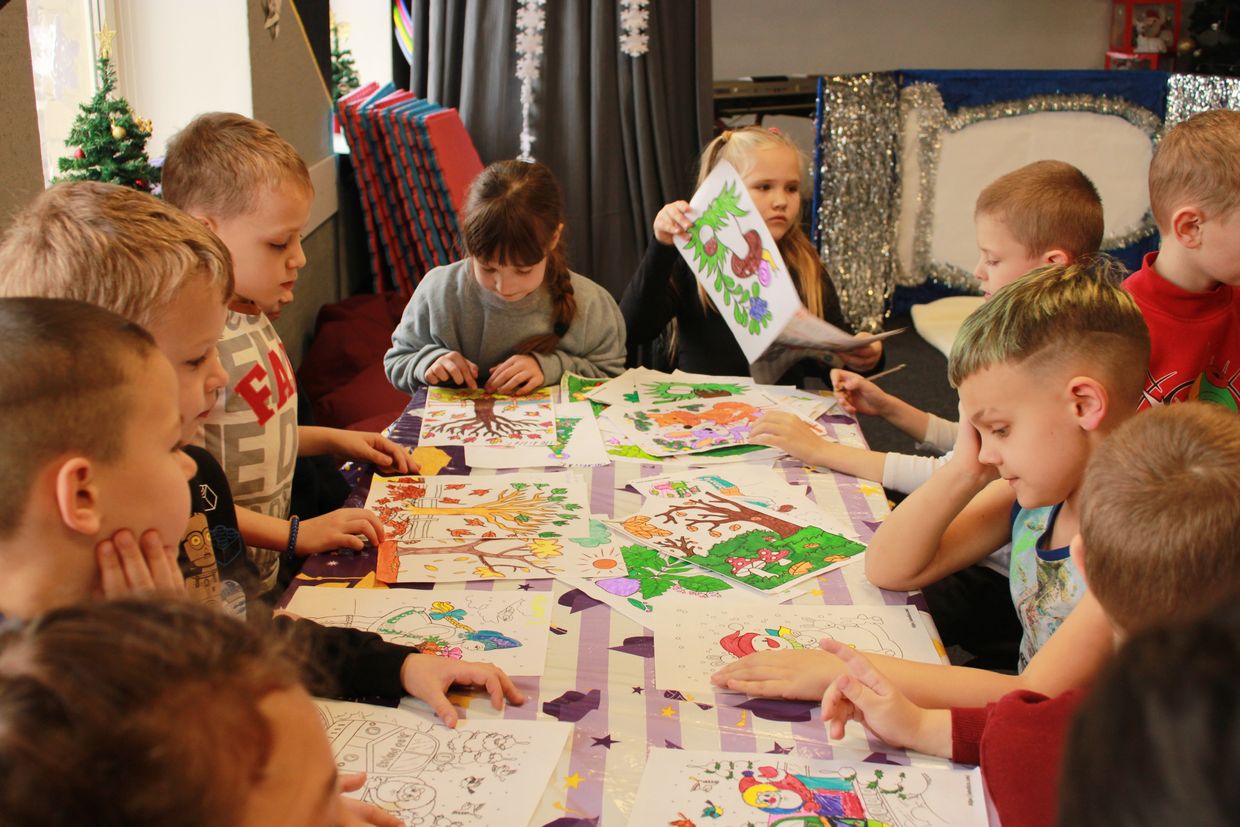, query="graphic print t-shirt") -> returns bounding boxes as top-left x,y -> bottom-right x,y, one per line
1008,503 -> 1087,672
196,310 -> 299,593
